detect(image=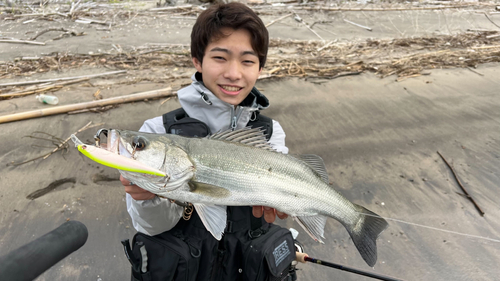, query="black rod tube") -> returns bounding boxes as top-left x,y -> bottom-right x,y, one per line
304,256 -> 403,281
0,221 -> 88,281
